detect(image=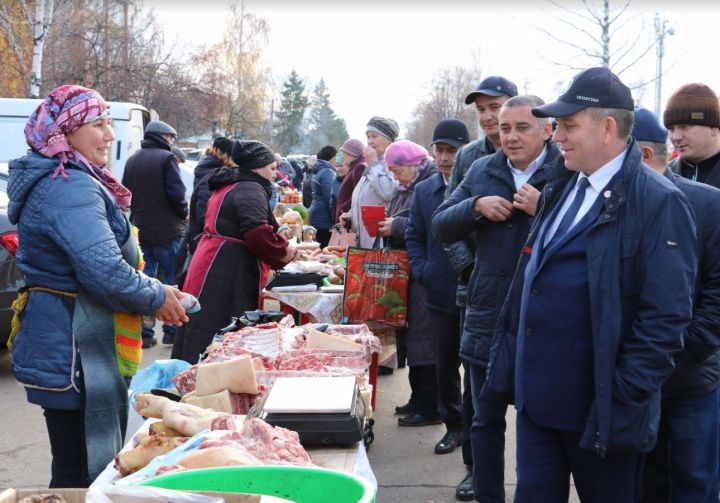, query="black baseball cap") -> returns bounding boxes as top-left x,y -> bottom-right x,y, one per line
464,76 -> 519,105
432,119 -> 470,148
532,67 -> 634,118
